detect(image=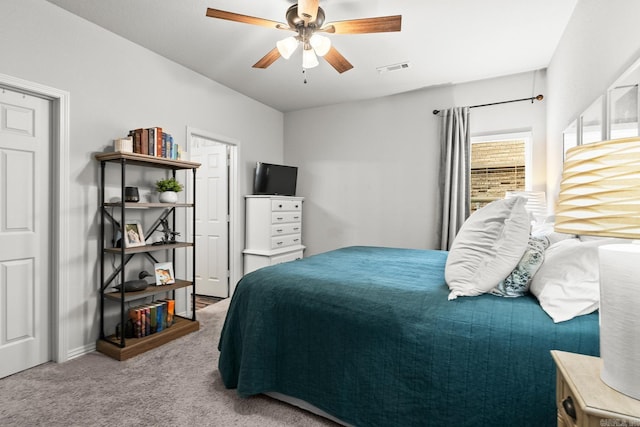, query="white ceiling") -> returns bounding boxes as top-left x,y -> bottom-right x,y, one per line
45,0 -> 577,112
